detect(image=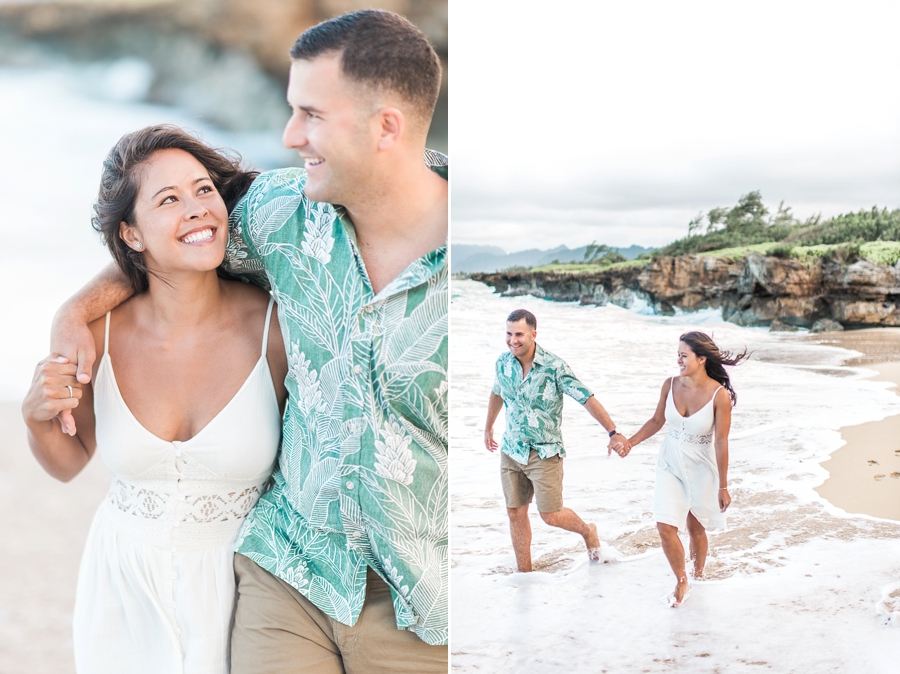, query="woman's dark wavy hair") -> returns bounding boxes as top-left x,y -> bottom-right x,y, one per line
679,331 -> 750,406
91,124 -> 259,292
